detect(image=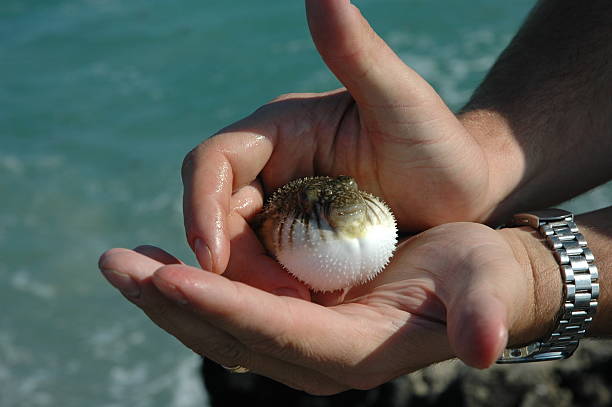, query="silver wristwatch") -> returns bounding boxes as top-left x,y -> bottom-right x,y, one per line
497,209 -> 599,363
